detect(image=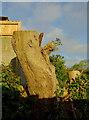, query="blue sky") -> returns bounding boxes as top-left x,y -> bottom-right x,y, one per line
0,2 -> 88,67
